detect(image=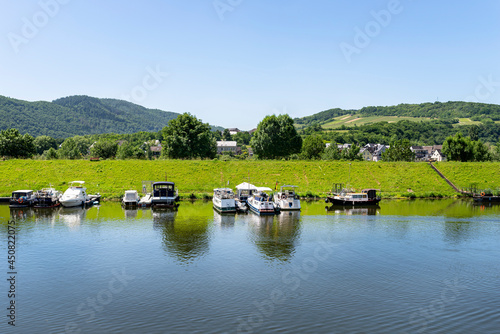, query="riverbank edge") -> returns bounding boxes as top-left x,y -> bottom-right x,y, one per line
0,160 -> 498,200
